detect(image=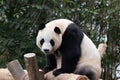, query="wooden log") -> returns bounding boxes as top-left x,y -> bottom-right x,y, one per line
39,69 -> 45,80
45,70 -> 103,80
24,53 -> 44,80
0,68 -> 28,80
55,73 -> 89,80
7,60 -> 29,80
44,70 -> 55,80
45,70 -> 89,80
0,68 -> 14,80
